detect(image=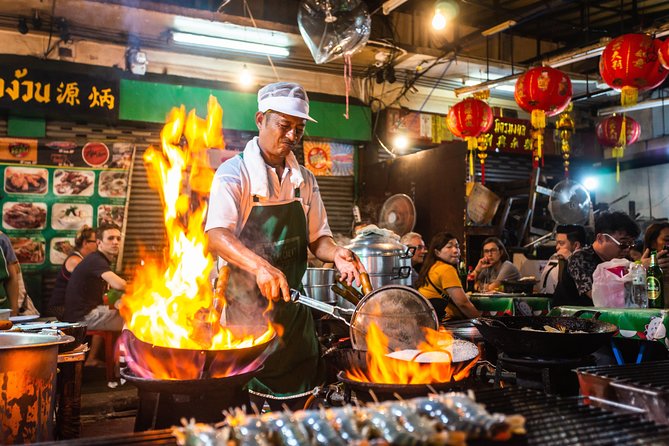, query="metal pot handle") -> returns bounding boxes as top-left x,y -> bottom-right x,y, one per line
391,266 -> 412,279
571,309 -> 602,320
402,246 -> 416,259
